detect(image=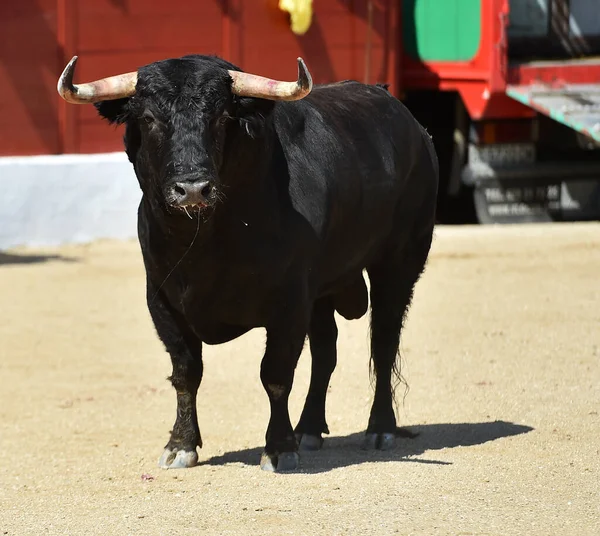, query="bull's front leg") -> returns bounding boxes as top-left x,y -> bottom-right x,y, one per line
260,301 -> 309,472
147,284 -> 203,469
